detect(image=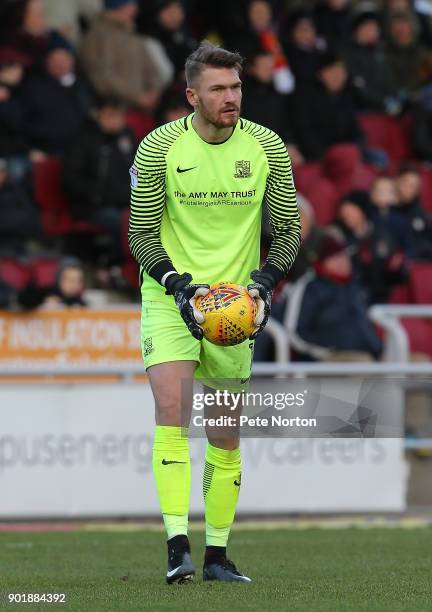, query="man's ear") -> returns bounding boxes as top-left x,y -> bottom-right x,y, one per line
186,87 -> 197,108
